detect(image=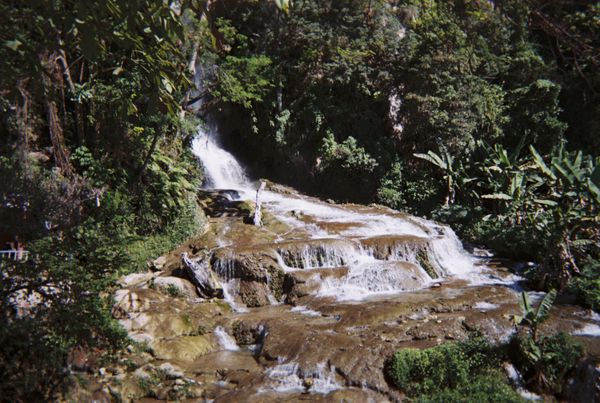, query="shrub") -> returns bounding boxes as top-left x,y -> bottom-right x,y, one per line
509,332 -> 583,394
419,373 -> 523,403
570,258 -> 600,311
124,196 -> 206,274
386,336 -> 505,398
377,161 -> 441,215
